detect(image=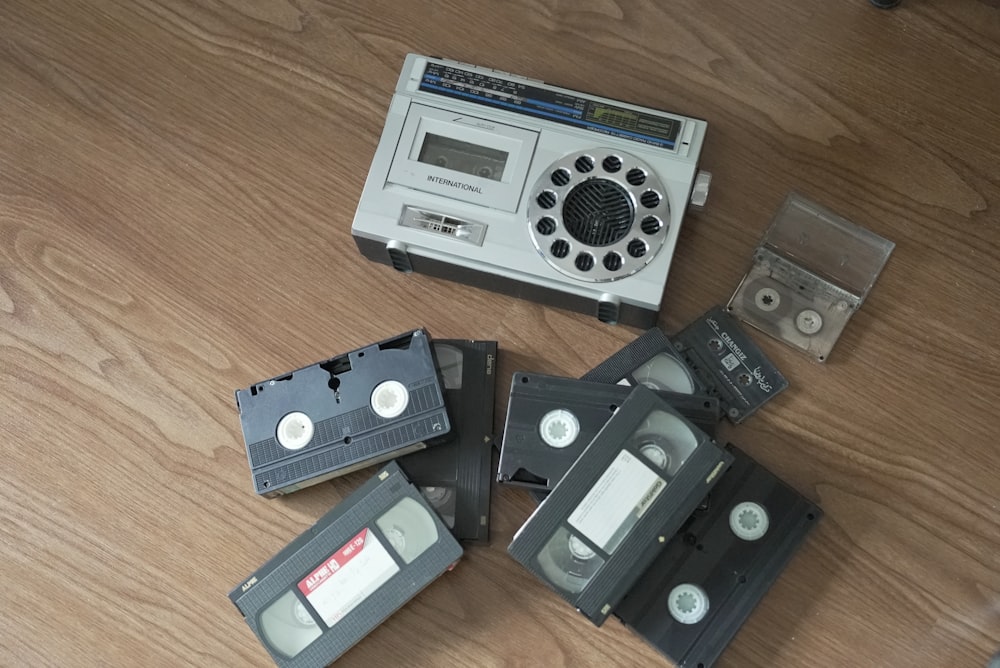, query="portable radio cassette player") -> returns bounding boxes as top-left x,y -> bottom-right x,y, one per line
351,54 -> 711,327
